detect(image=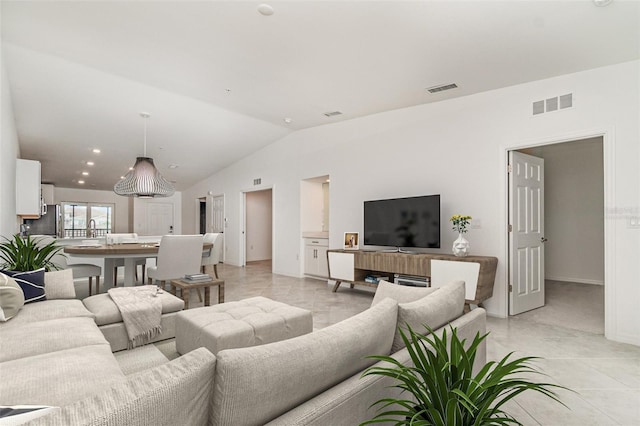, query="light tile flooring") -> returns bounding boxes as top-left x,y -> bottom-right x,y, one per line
86,261 -> 640,425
